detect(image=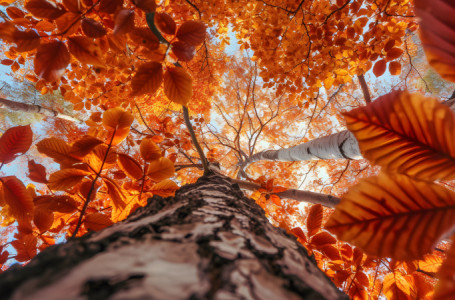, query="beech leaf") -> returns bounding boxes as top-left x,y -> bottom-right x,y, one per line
130,62 -> 163,97
48,168 -> 90,191
176,20 -> 206,46
140,137 -> 161,162
163,66 -> 192,106
34,40 -> 70,82
0,125 -> 33,164
146,157 -> 175,182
